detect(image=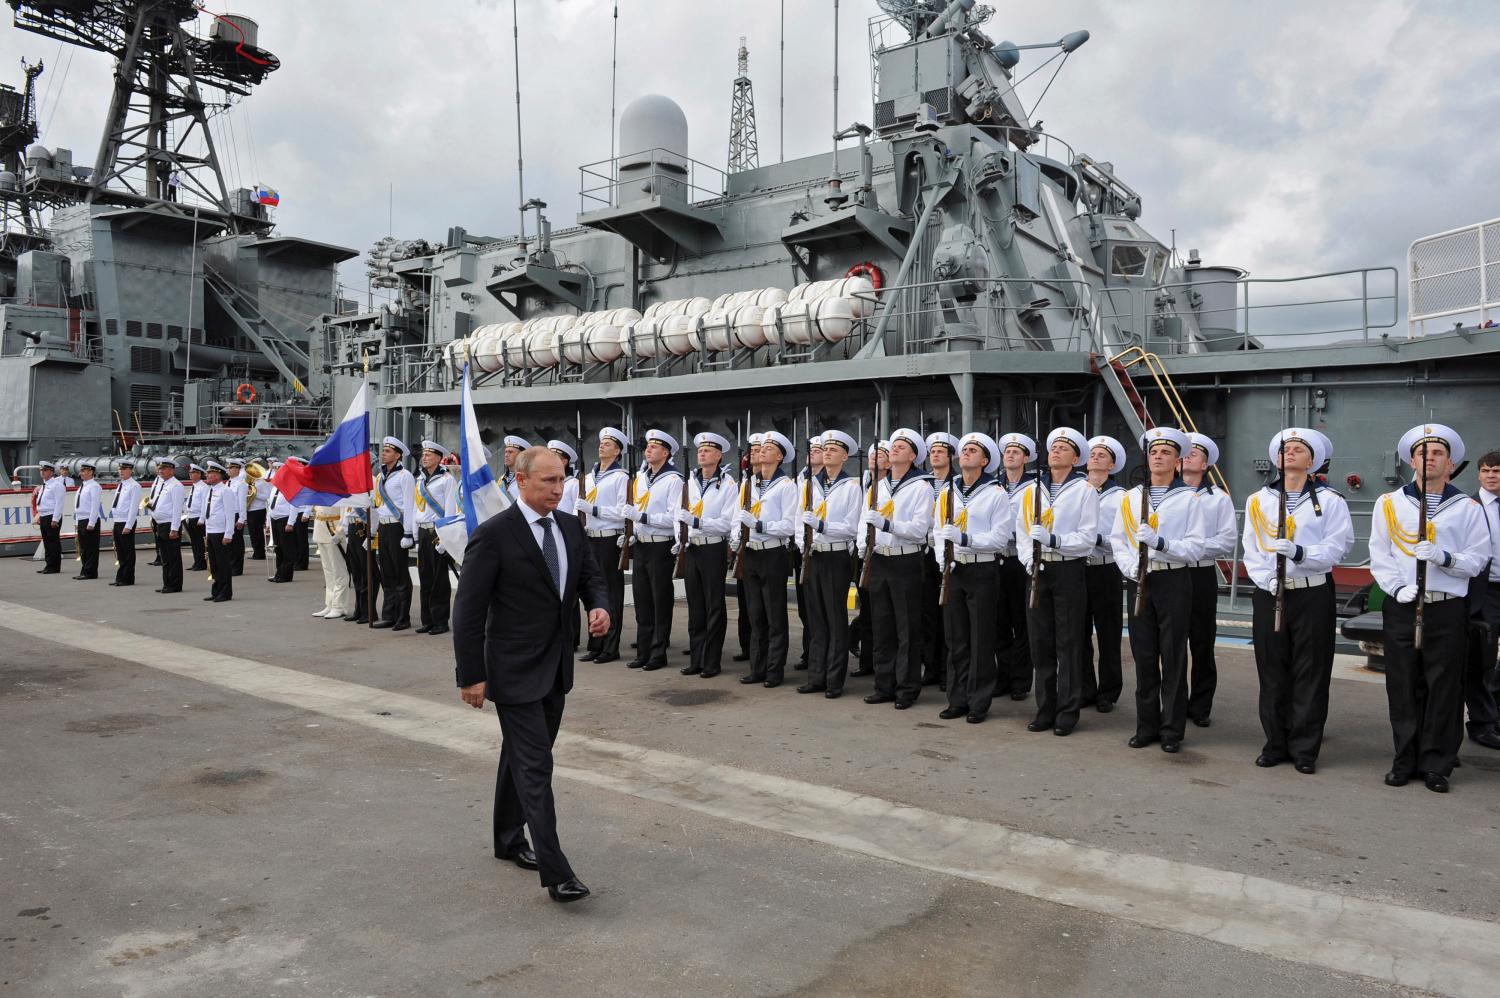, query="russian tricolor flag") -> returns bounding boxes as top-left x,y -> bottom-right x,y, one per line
255,184 -> 280,206
275,380 -> 374,505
